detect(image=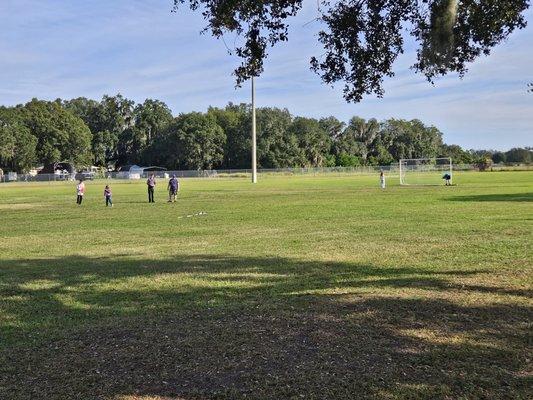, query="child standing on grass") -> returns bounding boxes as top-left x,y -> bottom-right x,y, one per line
380,170 -> 386,189
104,185 -> 113,207
76,179 -> 85,205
